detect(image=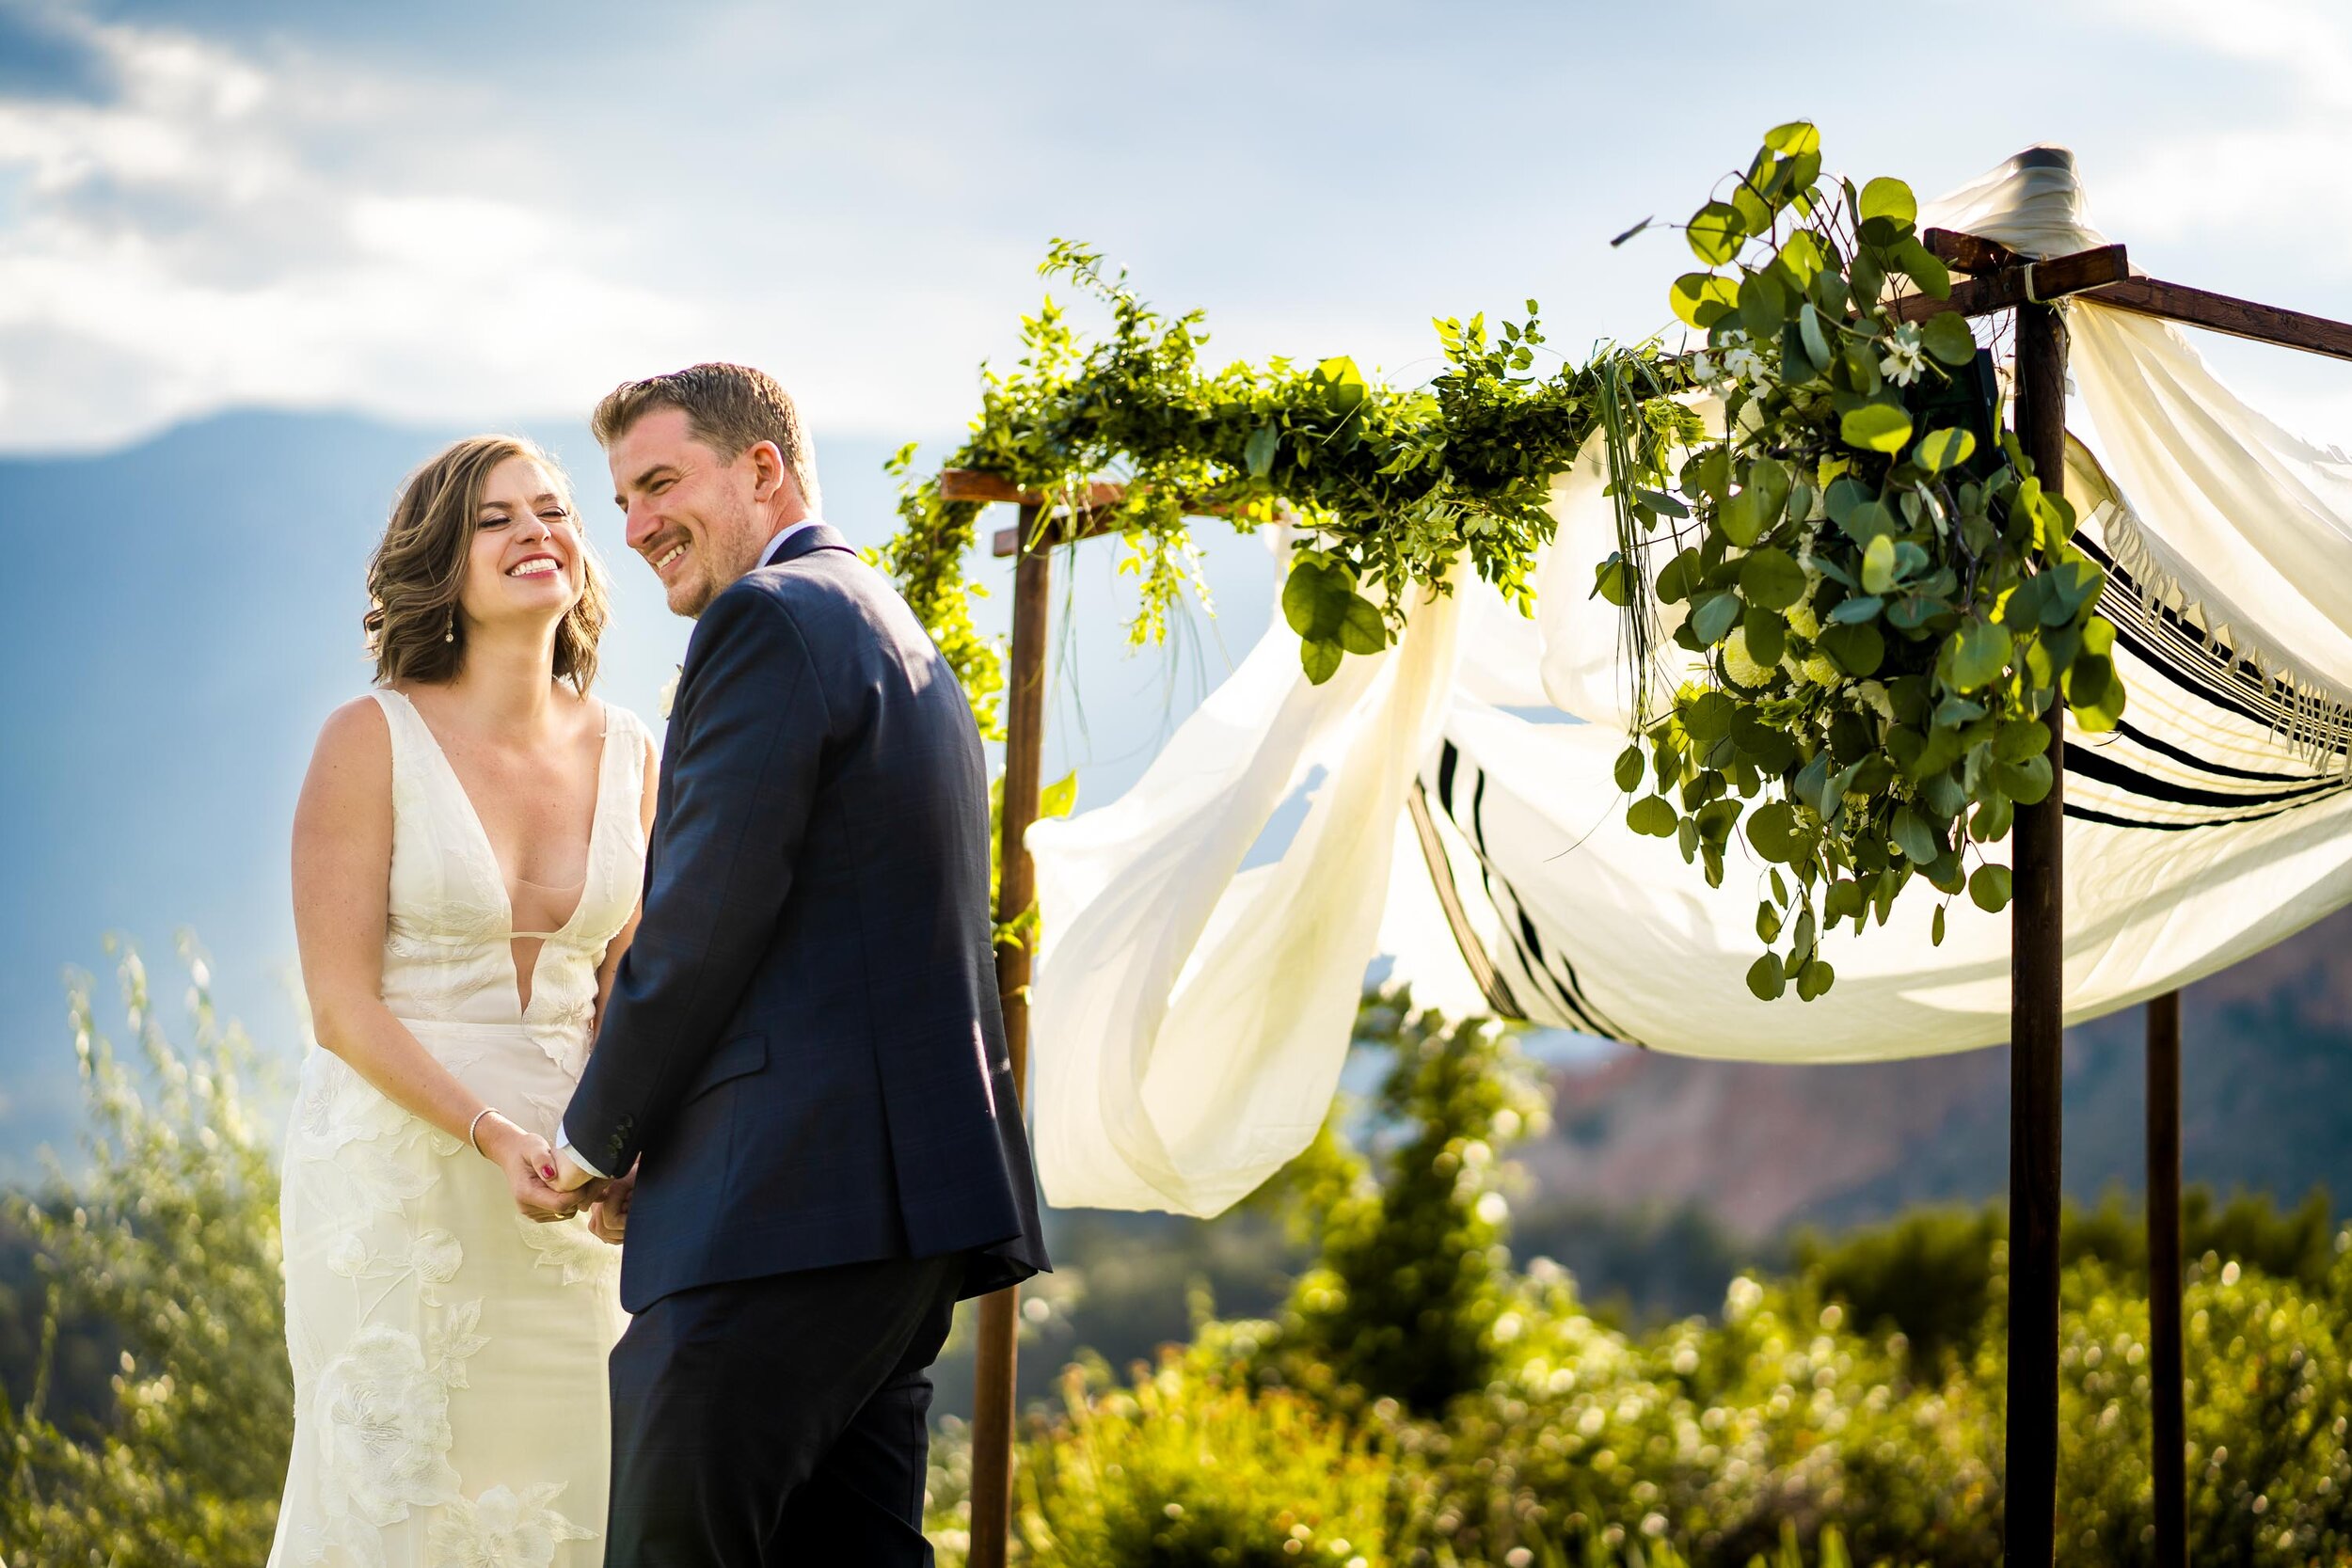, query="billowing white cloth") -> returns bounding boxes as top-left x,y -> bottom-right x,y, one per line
1025,150 -> 2352,1214
2069,310 -> 2352,704
1398,434 -> 2352,1064
1026,578 -> 1461,1215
